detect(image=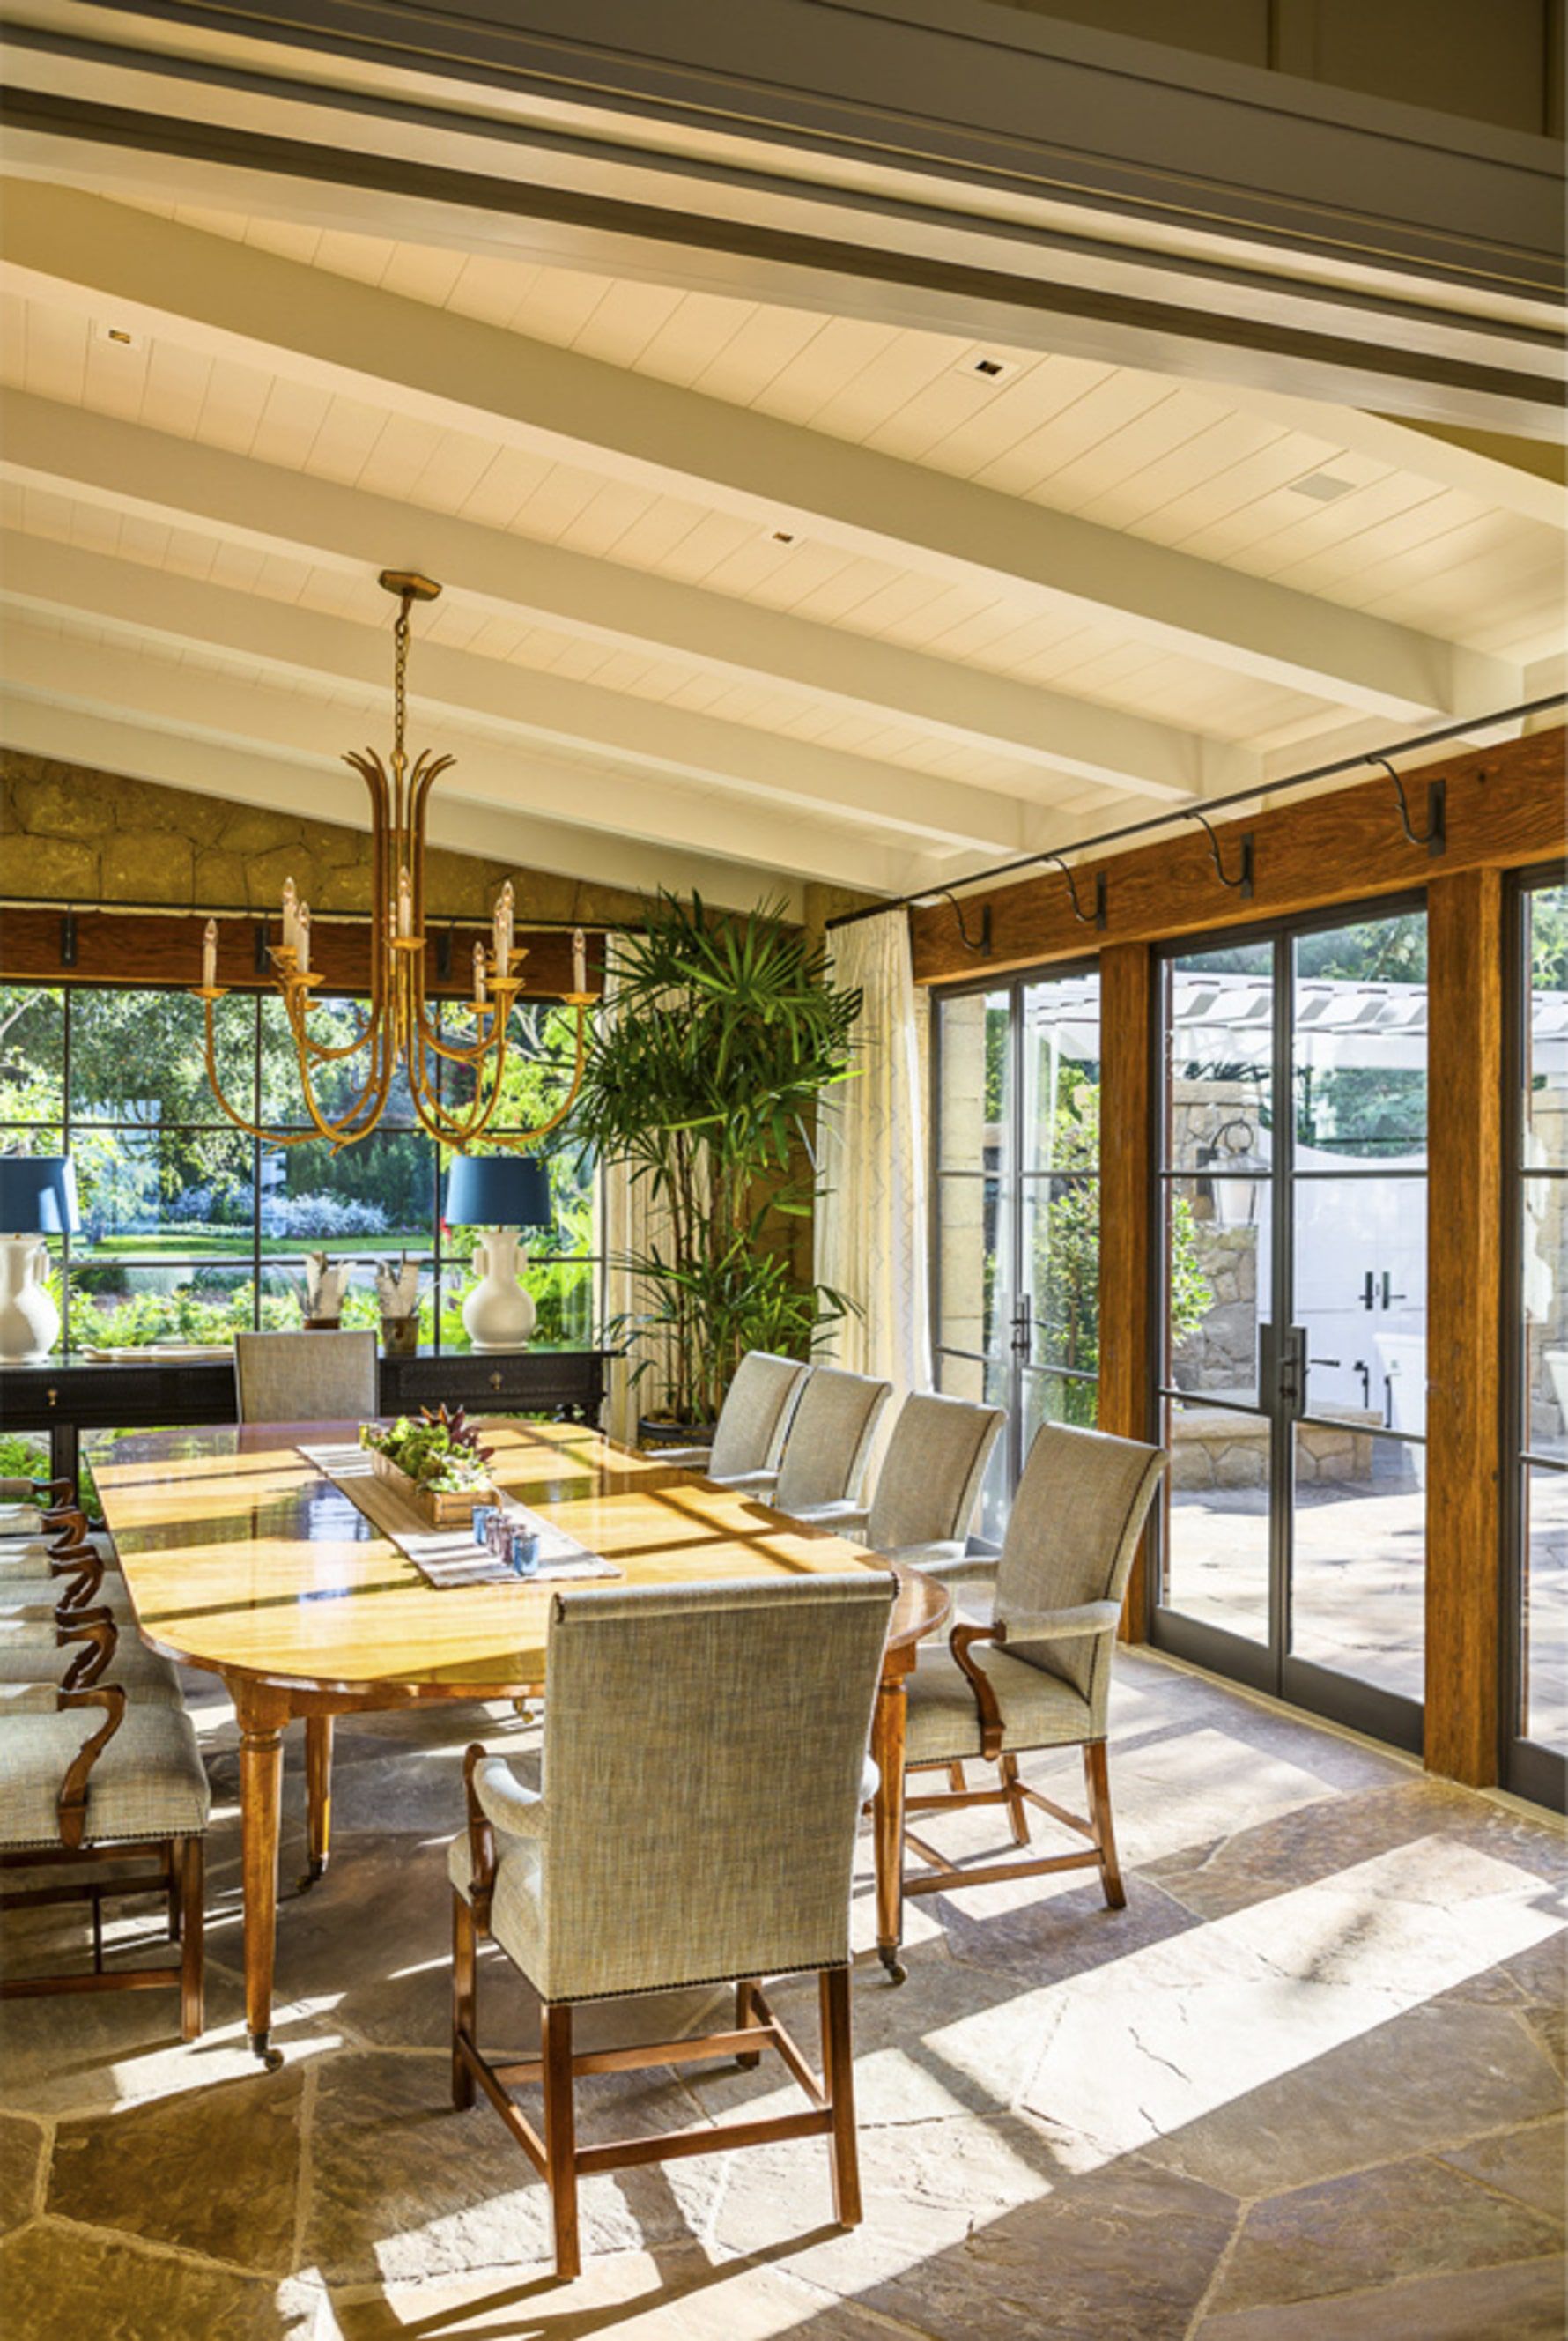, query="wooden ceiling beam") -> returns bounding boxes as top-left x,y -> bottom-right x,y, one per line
0,531 -> 1044,856
0,182 -> 1513,723
0,391 -> 1250,805
0,619 -> 927,893
908,725 -> 1566,982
